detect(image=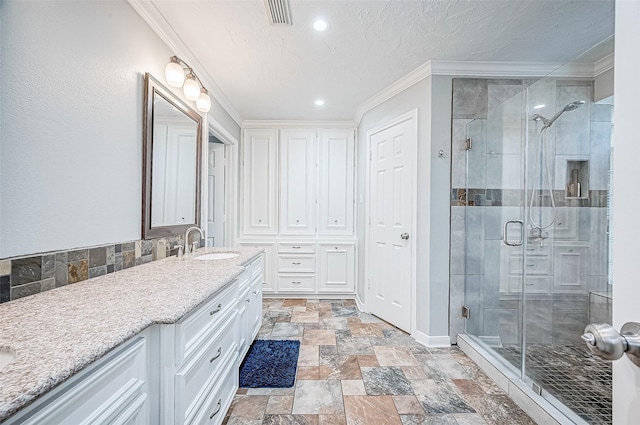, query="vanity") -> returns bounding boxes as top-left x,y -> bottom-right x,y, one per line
0,247 -> 264,425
